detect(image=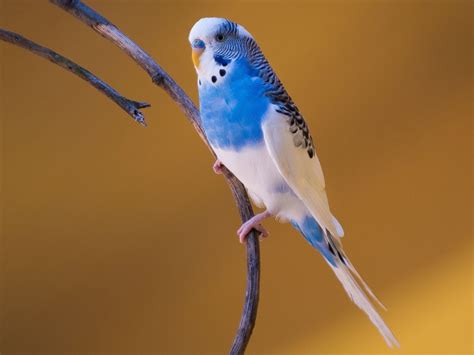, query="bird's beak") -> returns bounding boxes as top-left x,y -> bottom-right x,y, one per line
191,39 -> 205,68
